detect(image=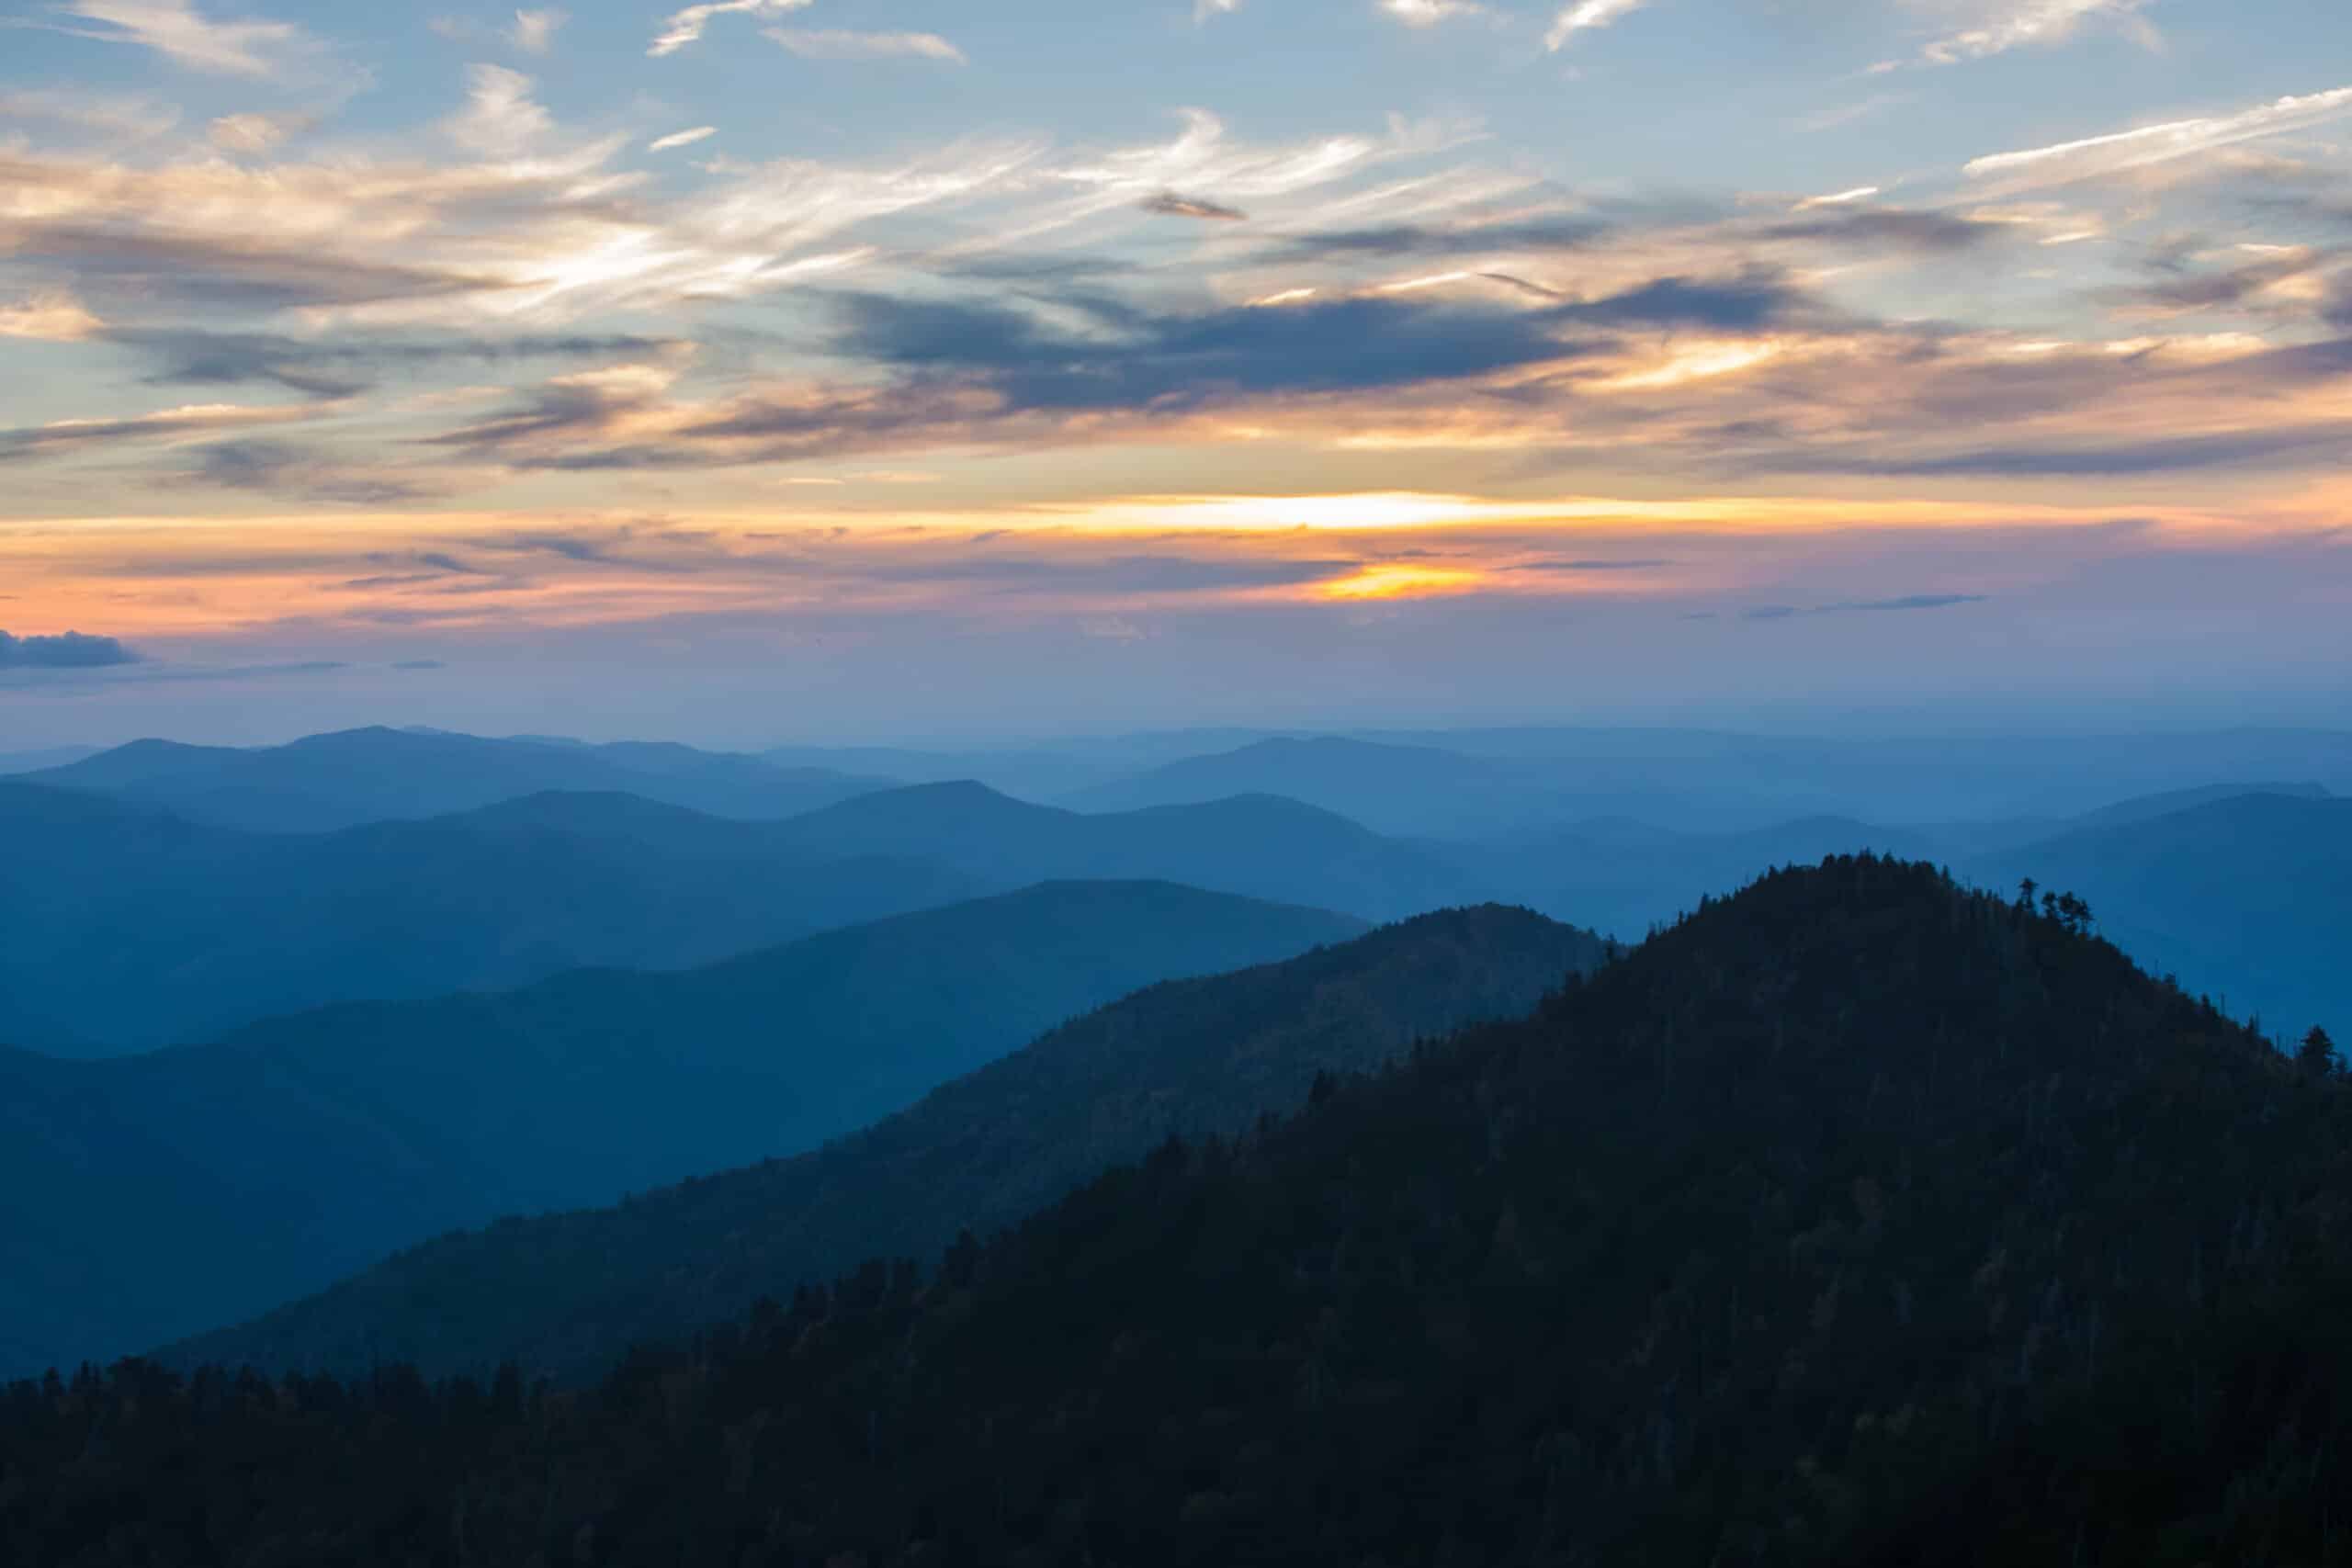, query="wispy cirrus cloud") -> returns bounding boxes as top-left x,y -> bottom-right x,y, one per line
767,28 -> 967,63
1545,0 -> 1654,51
647,0 -> 809,57
1380,0 -> 1488,26
0,401 -> 327,462
1964,85 -> 2352,188
1920,0 -> 2160,65
647,126 -> 717,152
40,0 -> 311,78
